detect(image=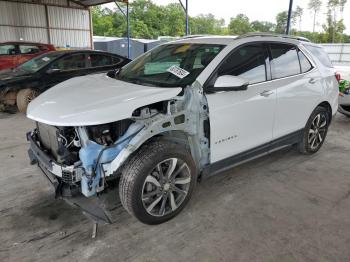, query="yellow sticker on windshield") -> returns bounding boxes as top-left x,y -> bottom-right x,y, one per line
174,44 -> 191,54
